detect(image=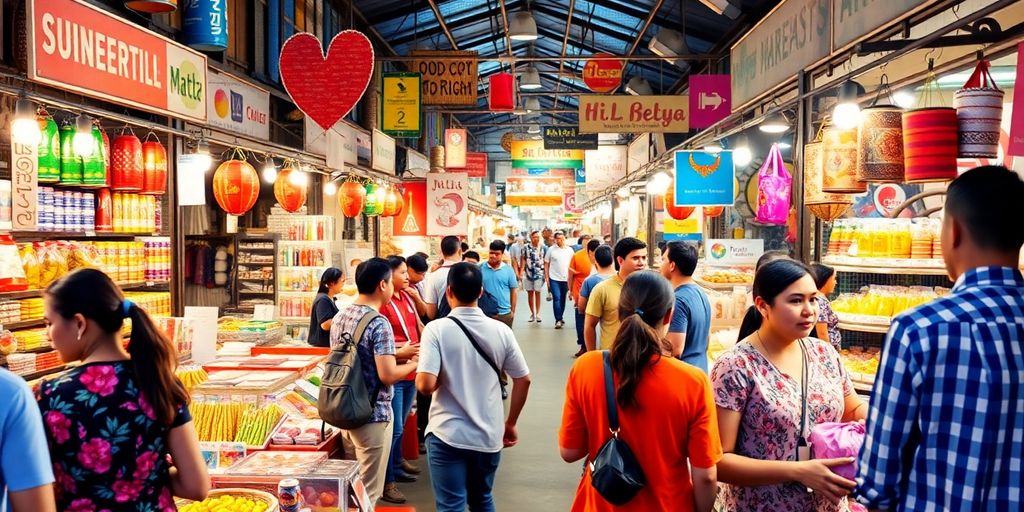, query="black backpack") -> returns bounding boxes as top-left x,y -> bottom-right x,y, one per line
317,311 -> 382,429
478,290 -> 501,317
436,290 -> 452,319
